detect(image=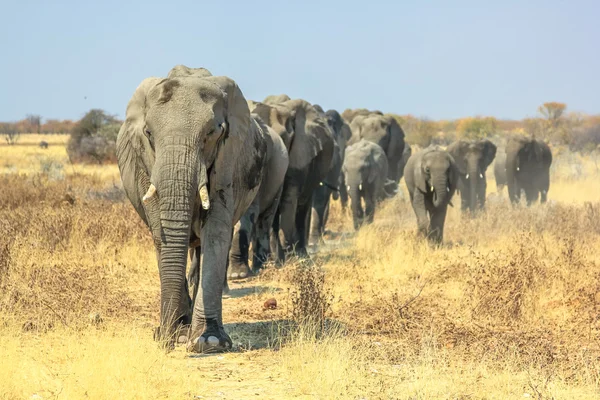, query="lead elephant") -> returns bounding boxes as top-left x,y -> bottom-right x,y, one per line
343,140 -> 389,230
348,111 -> 406,183
251,98 -> 334,259
404,147 -> 458,244
447,139 -> 496,212
225,116 -> 289,280
309,109 -> 352,244
116,65 -> 267,352
505,136 -> 552,205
